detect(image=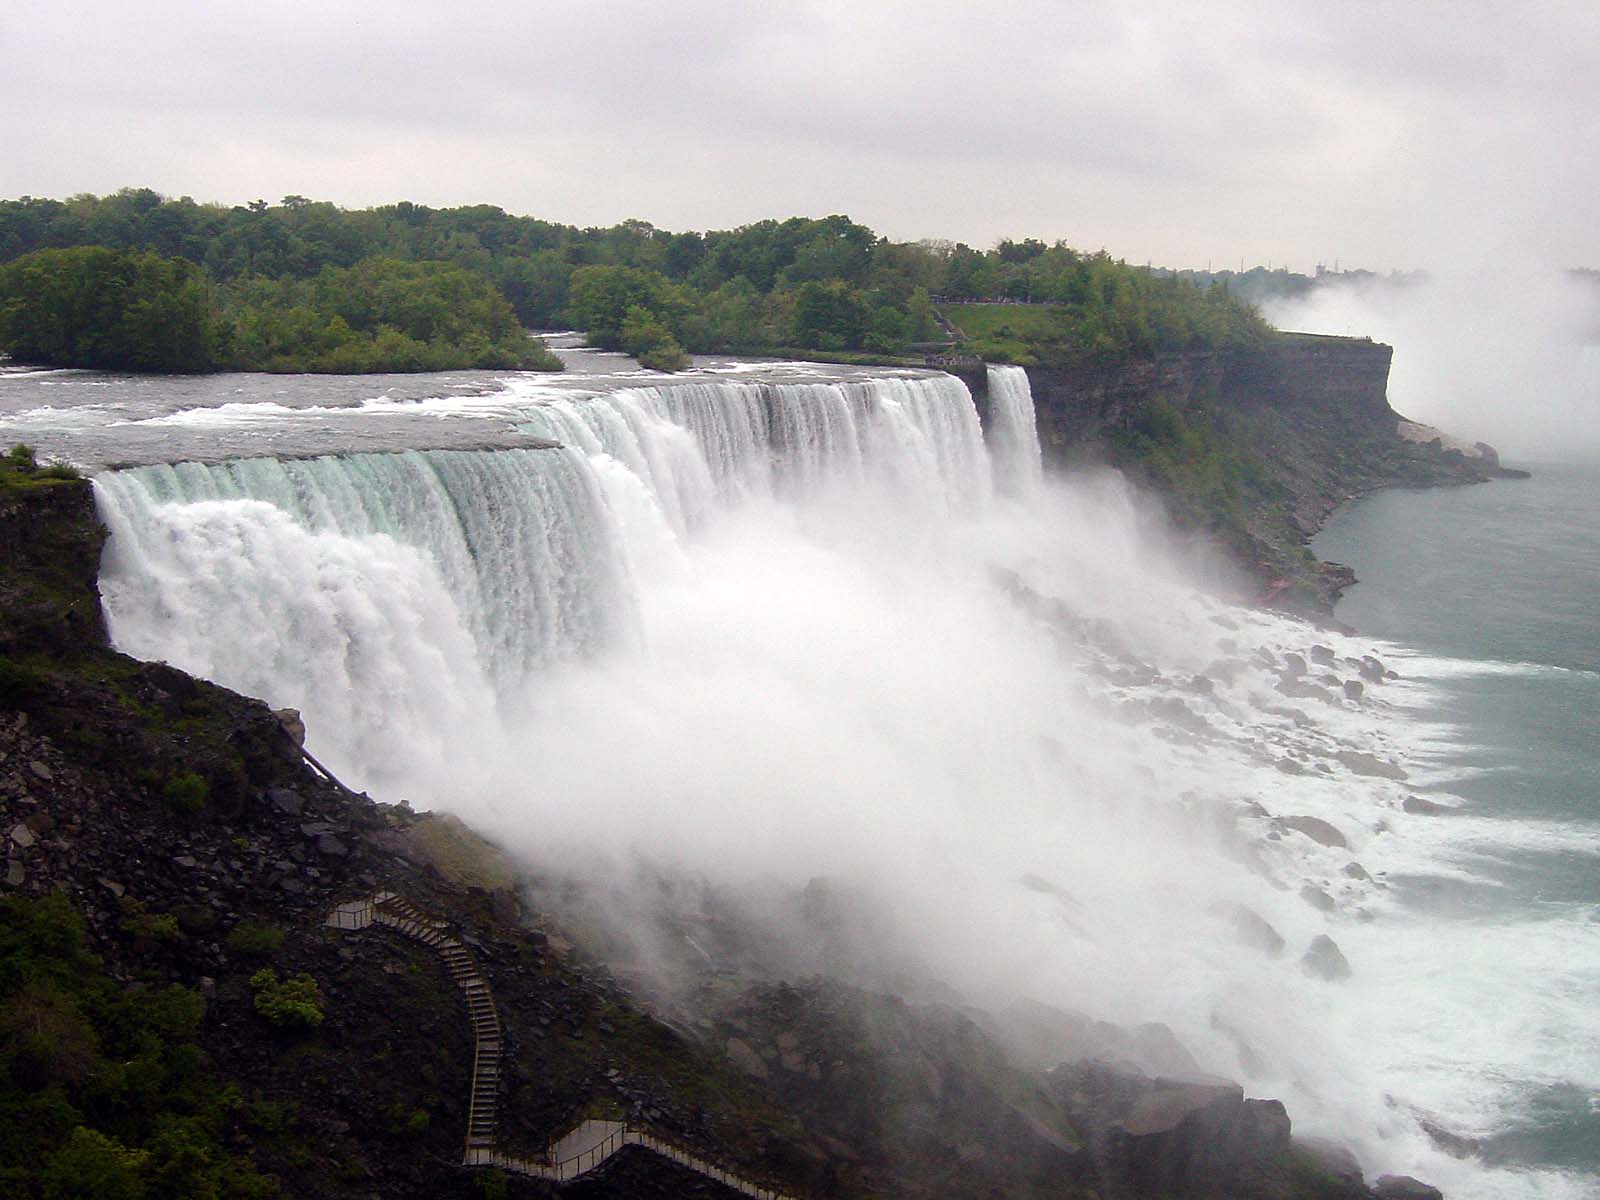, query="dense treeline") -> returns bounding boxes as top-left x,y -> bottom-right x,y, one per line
0,248 -> 557,374
0,189 -> 1271,372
